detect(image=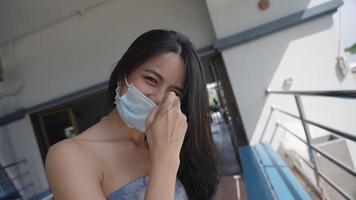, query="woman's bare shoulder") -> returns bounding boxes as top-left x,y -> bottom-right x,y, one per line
45,138 -> 88,164
45,138 -> 106,199
45,137 -> 103,182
